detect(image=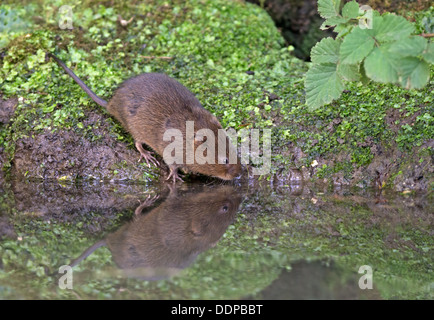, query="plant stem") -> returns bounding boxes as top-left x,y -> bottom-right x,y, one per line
420,33 -> 434,38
